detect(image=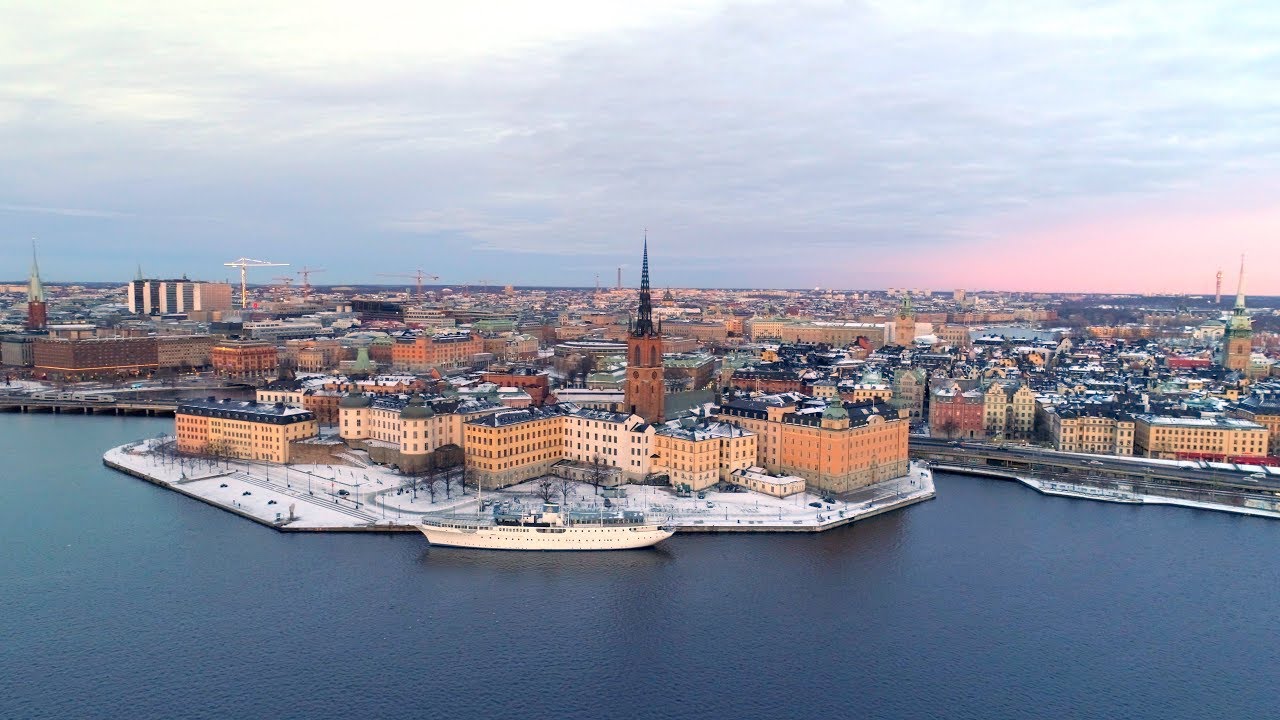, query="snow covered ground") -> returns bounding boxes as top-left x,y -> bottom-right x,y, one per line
105,437 -> 934,533
1015,475 -> 1280,519
422,463 -> 935,532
